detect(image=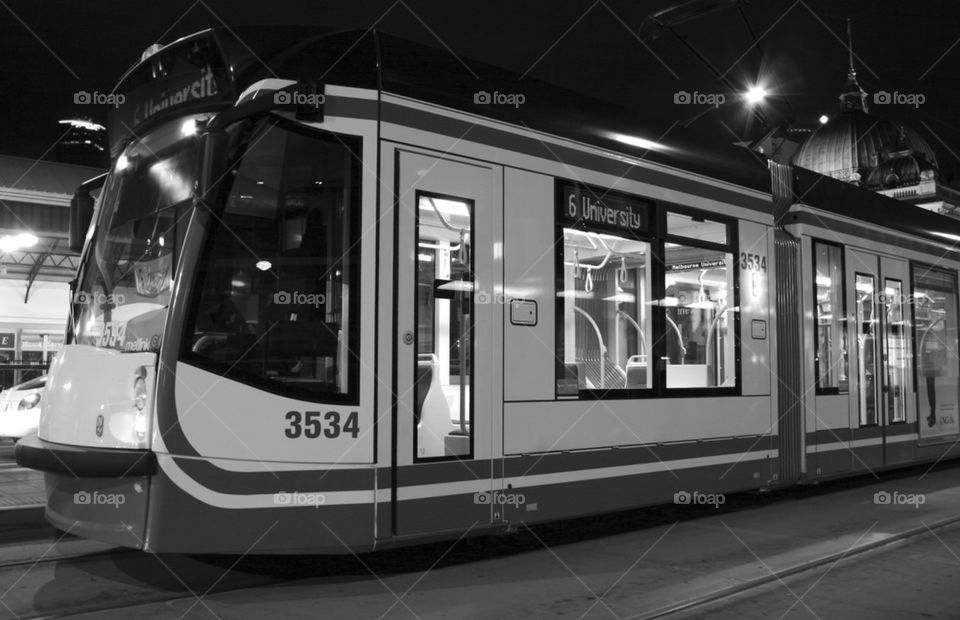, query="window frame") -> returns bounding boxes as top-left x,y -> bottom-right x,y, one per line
854,271 -> 879,427
812,239 -> 848,396
553,179 -> 741,400
660,204 -> 740,397
413,189 -> 476,463
882,277 -> 908,424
